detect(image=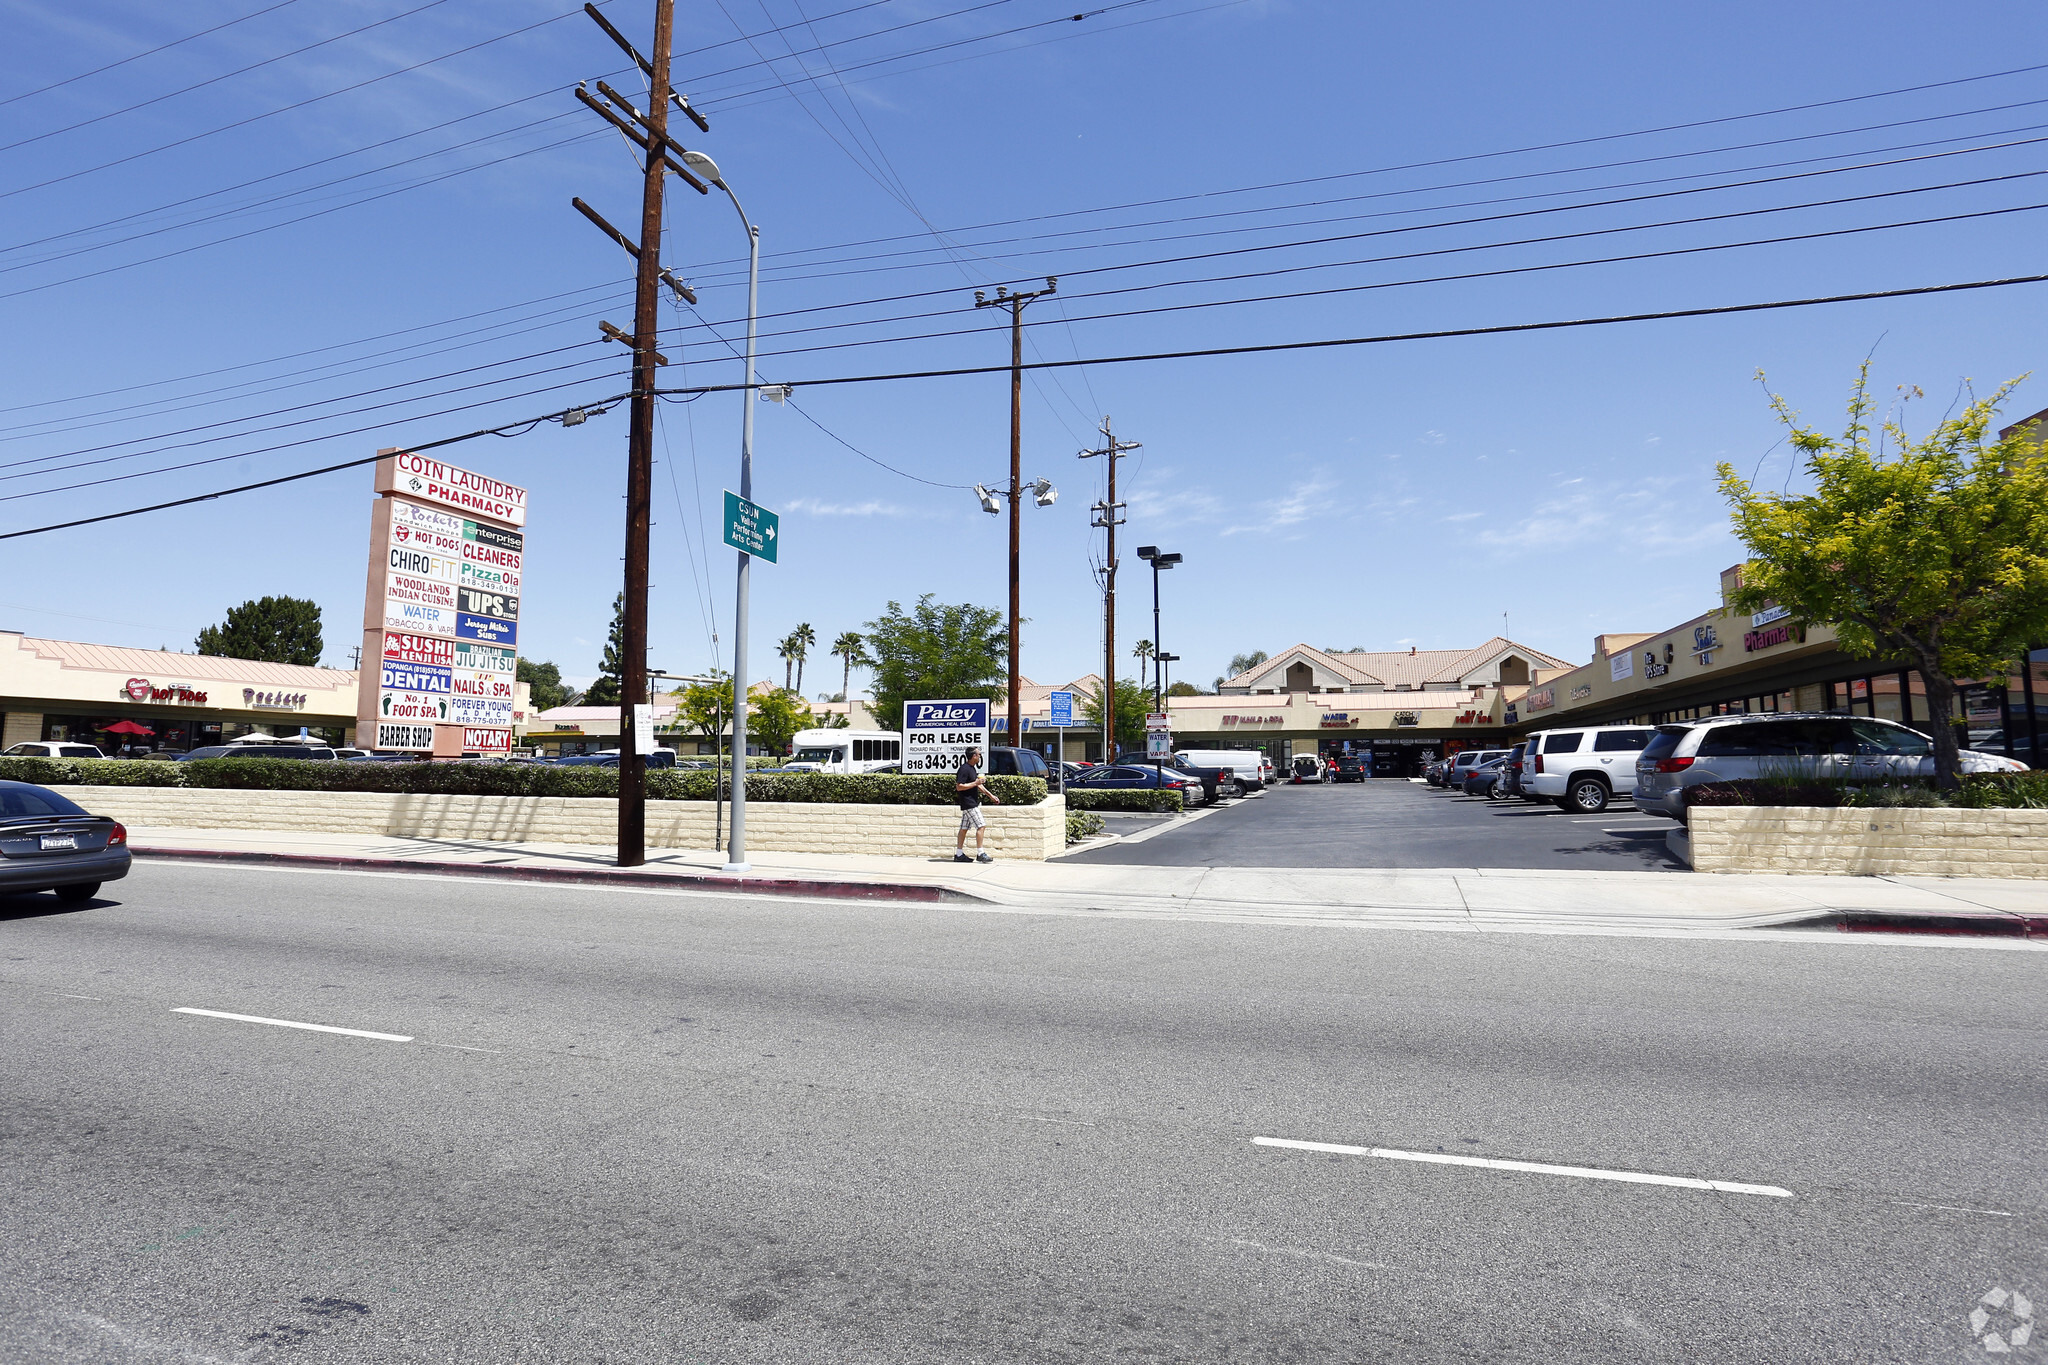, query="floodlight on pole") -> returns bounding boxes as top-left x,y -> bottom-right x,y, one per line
974,484 -> 1001,514
1030,478 -> 1057,507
